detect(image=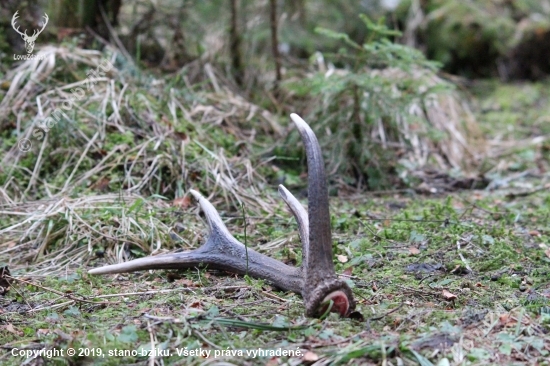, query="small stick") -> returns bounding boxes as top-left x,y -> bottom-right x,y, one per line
6,275 -> 119,306
95,287 -> 195,299
369,302 -> 405,321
